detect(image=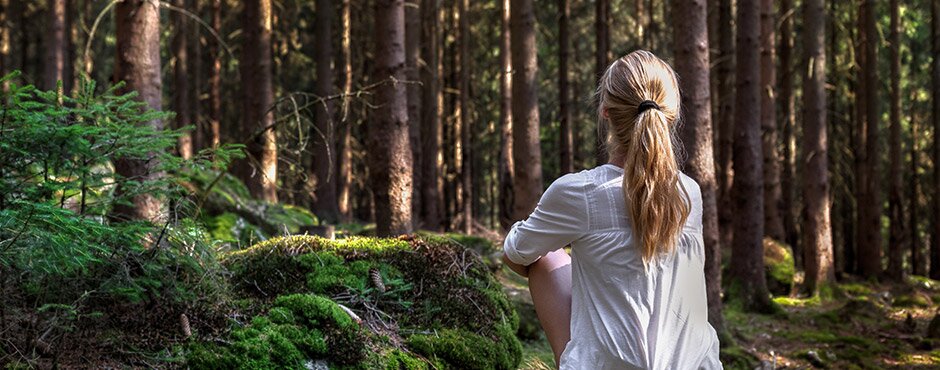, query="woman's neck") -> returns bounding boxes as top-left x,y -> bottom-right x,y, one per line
607,154 -> 625,169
